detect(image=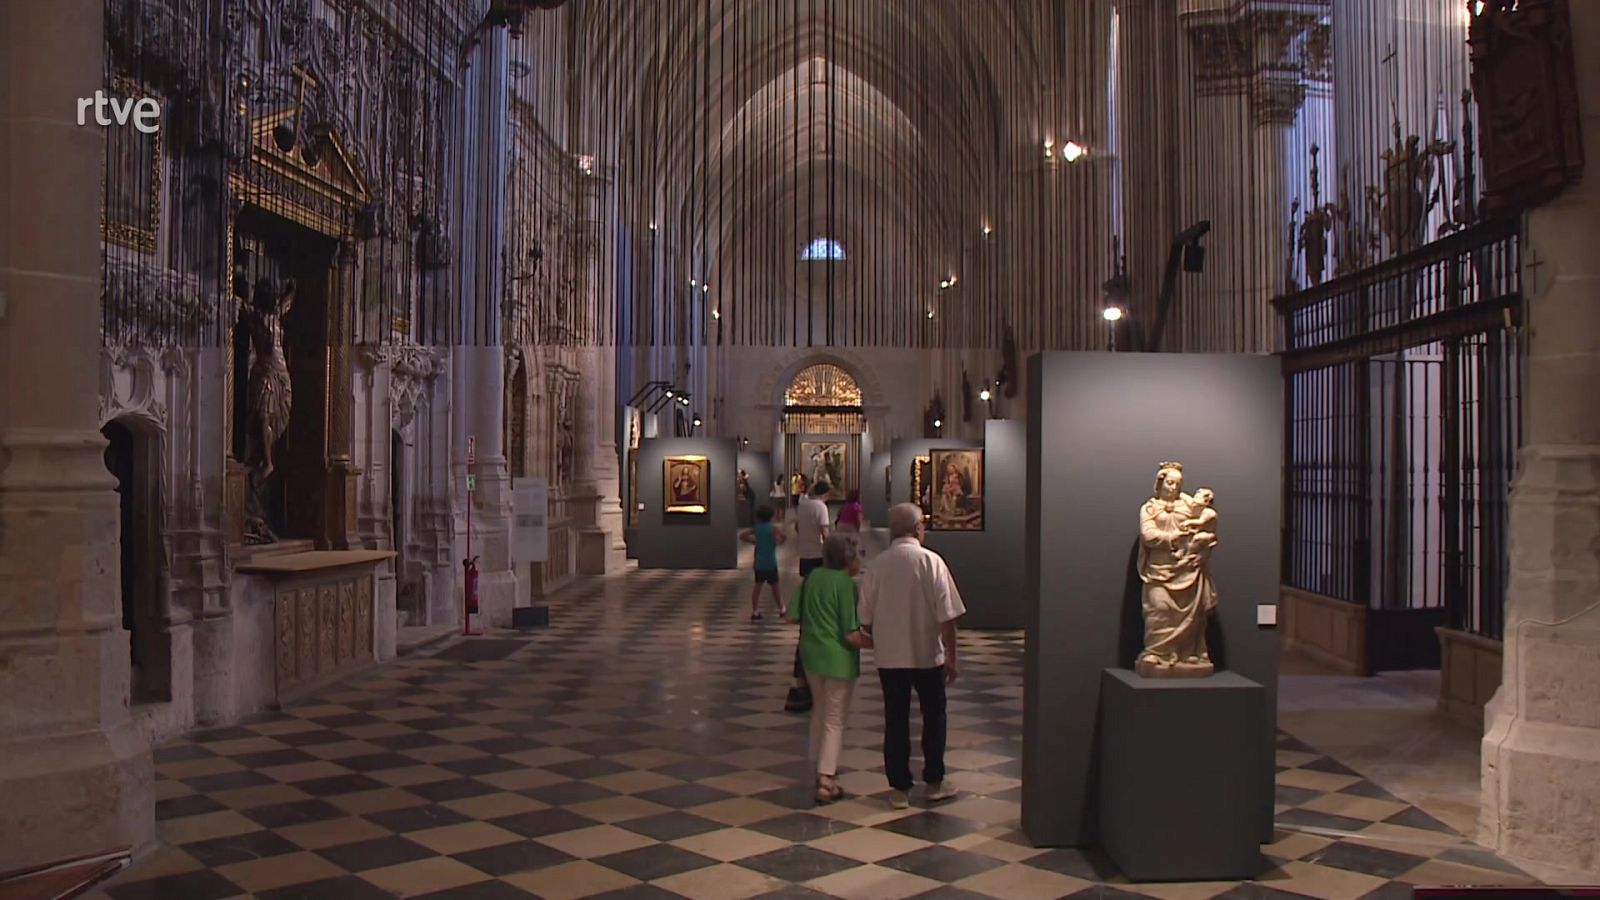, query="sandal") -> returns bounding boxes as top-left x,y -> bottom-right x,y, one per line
815,778 -> 844,805
750,612 -> 763,621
